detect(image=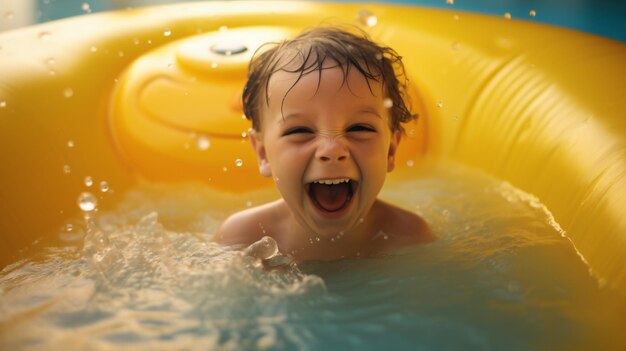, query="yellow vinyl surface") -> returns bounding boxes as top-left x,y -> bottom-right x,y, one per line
0,1 -> 624,293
